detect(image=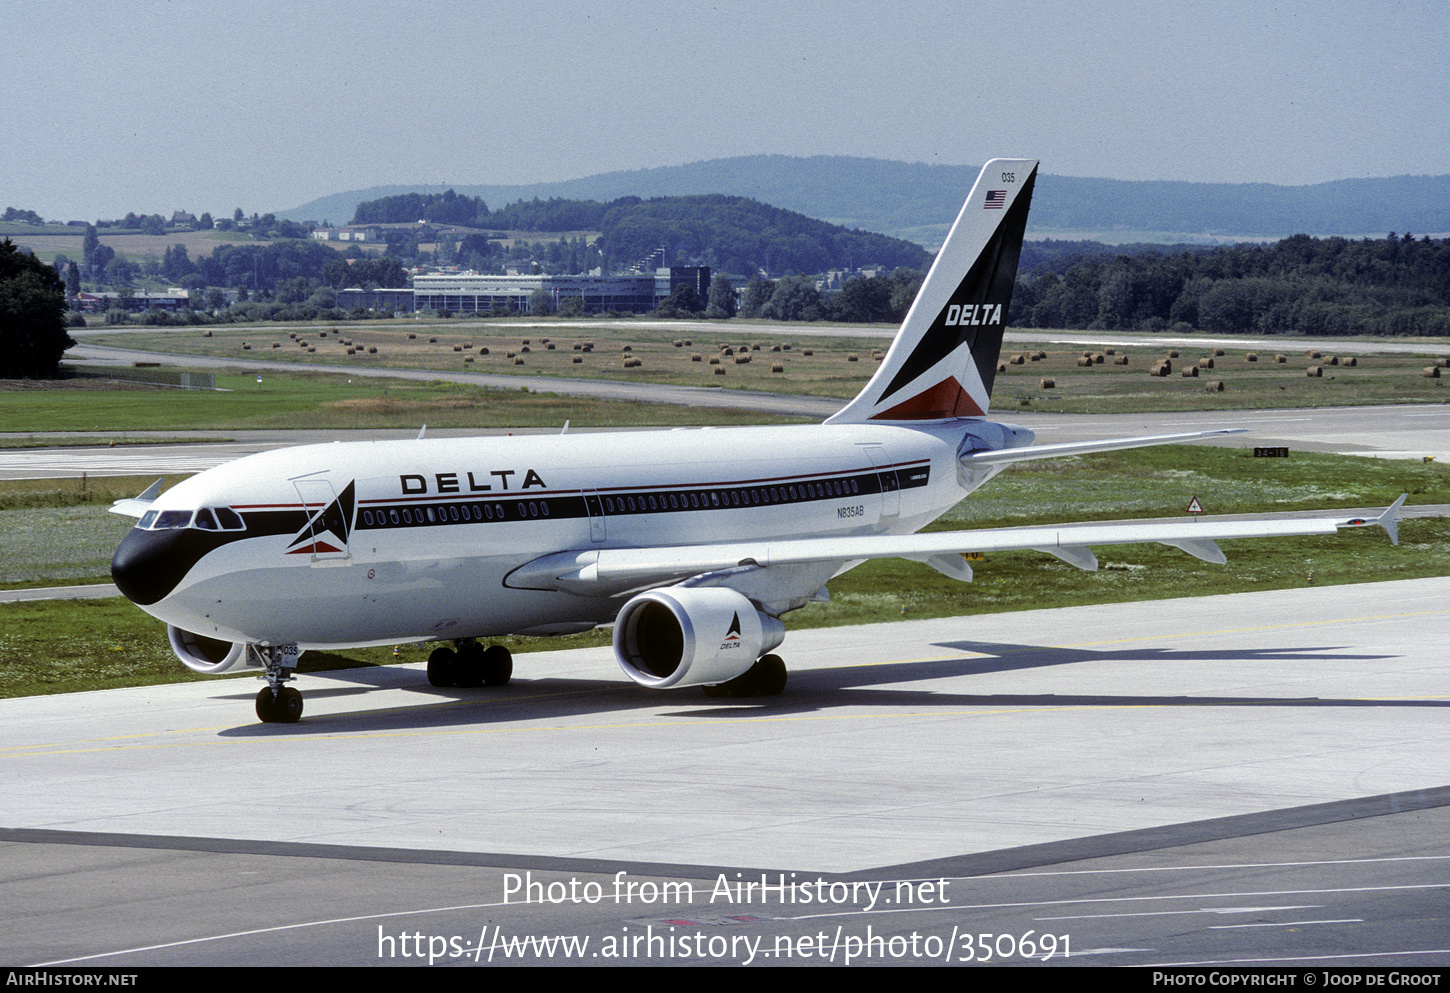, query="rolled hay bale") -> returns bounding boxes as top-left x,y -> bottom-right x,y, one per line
203,330 -> 213,337
1076,356 -> 1094,367
1167,349 -> 1180,358
581,343 -> 593,353
520,339 -> 530,345
453,345 -> 462,352
770,345 -> 781,352
1344,356 -> 1357,366
1274,354 -> 1286,363
1213,348 -> 1225,356
691,353 -> 702,362
408,333 -> 416,339
572,342 -> 582,350
346,348 -> 355,355
714,365 -> 726,376
519,345 -> 530,352
464,356 -> 473,363
1205,380 -> 1225,392
288,332 -> 296,339
1149,361 -> 1171,377
428,337 -> 437,343
847,353 -> 859,362
367,346 -> 377,354
1198,357 -> 1215,369
682,339 -> 692,346
271,342 -> 280,349
997,362 -> 1008,373
242,343 -> 250,350
1245,352 -> 1258,362
1104,347 -> 1116,355
1035,350 -> 1048,359
752,344 -> 761,351
1182,366 -> 1199,377
621,344 -> 632,352
1307,365 -> 1323,377
307,347 -> 315,352
1009,353 -> 1026,365
721,346 -> 734,356
1114,355 -> 1129,365
515,357 -> 525,366
1092,353 -> 1105,364
709,356 -> 720,365
1424,366 -> 1441,378
505,350 -> 516,358
771,363 -> 784,373
1326,355 -> 1339,365
802,349 -> 813,356
781,343 -> 791,350
478,346 -> 489,355
673,340 -> 683,347
735,353 -> 751,364
1306,349 -> 1321,358
1039,377 -> 1056,389
318,331 -> 327,338
571,355 -> 582,364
